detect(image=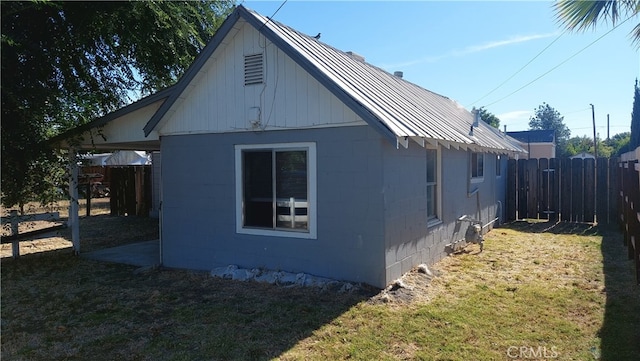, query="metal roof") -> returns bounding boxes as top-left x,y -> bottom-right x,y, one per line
144,5 -> 525,155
